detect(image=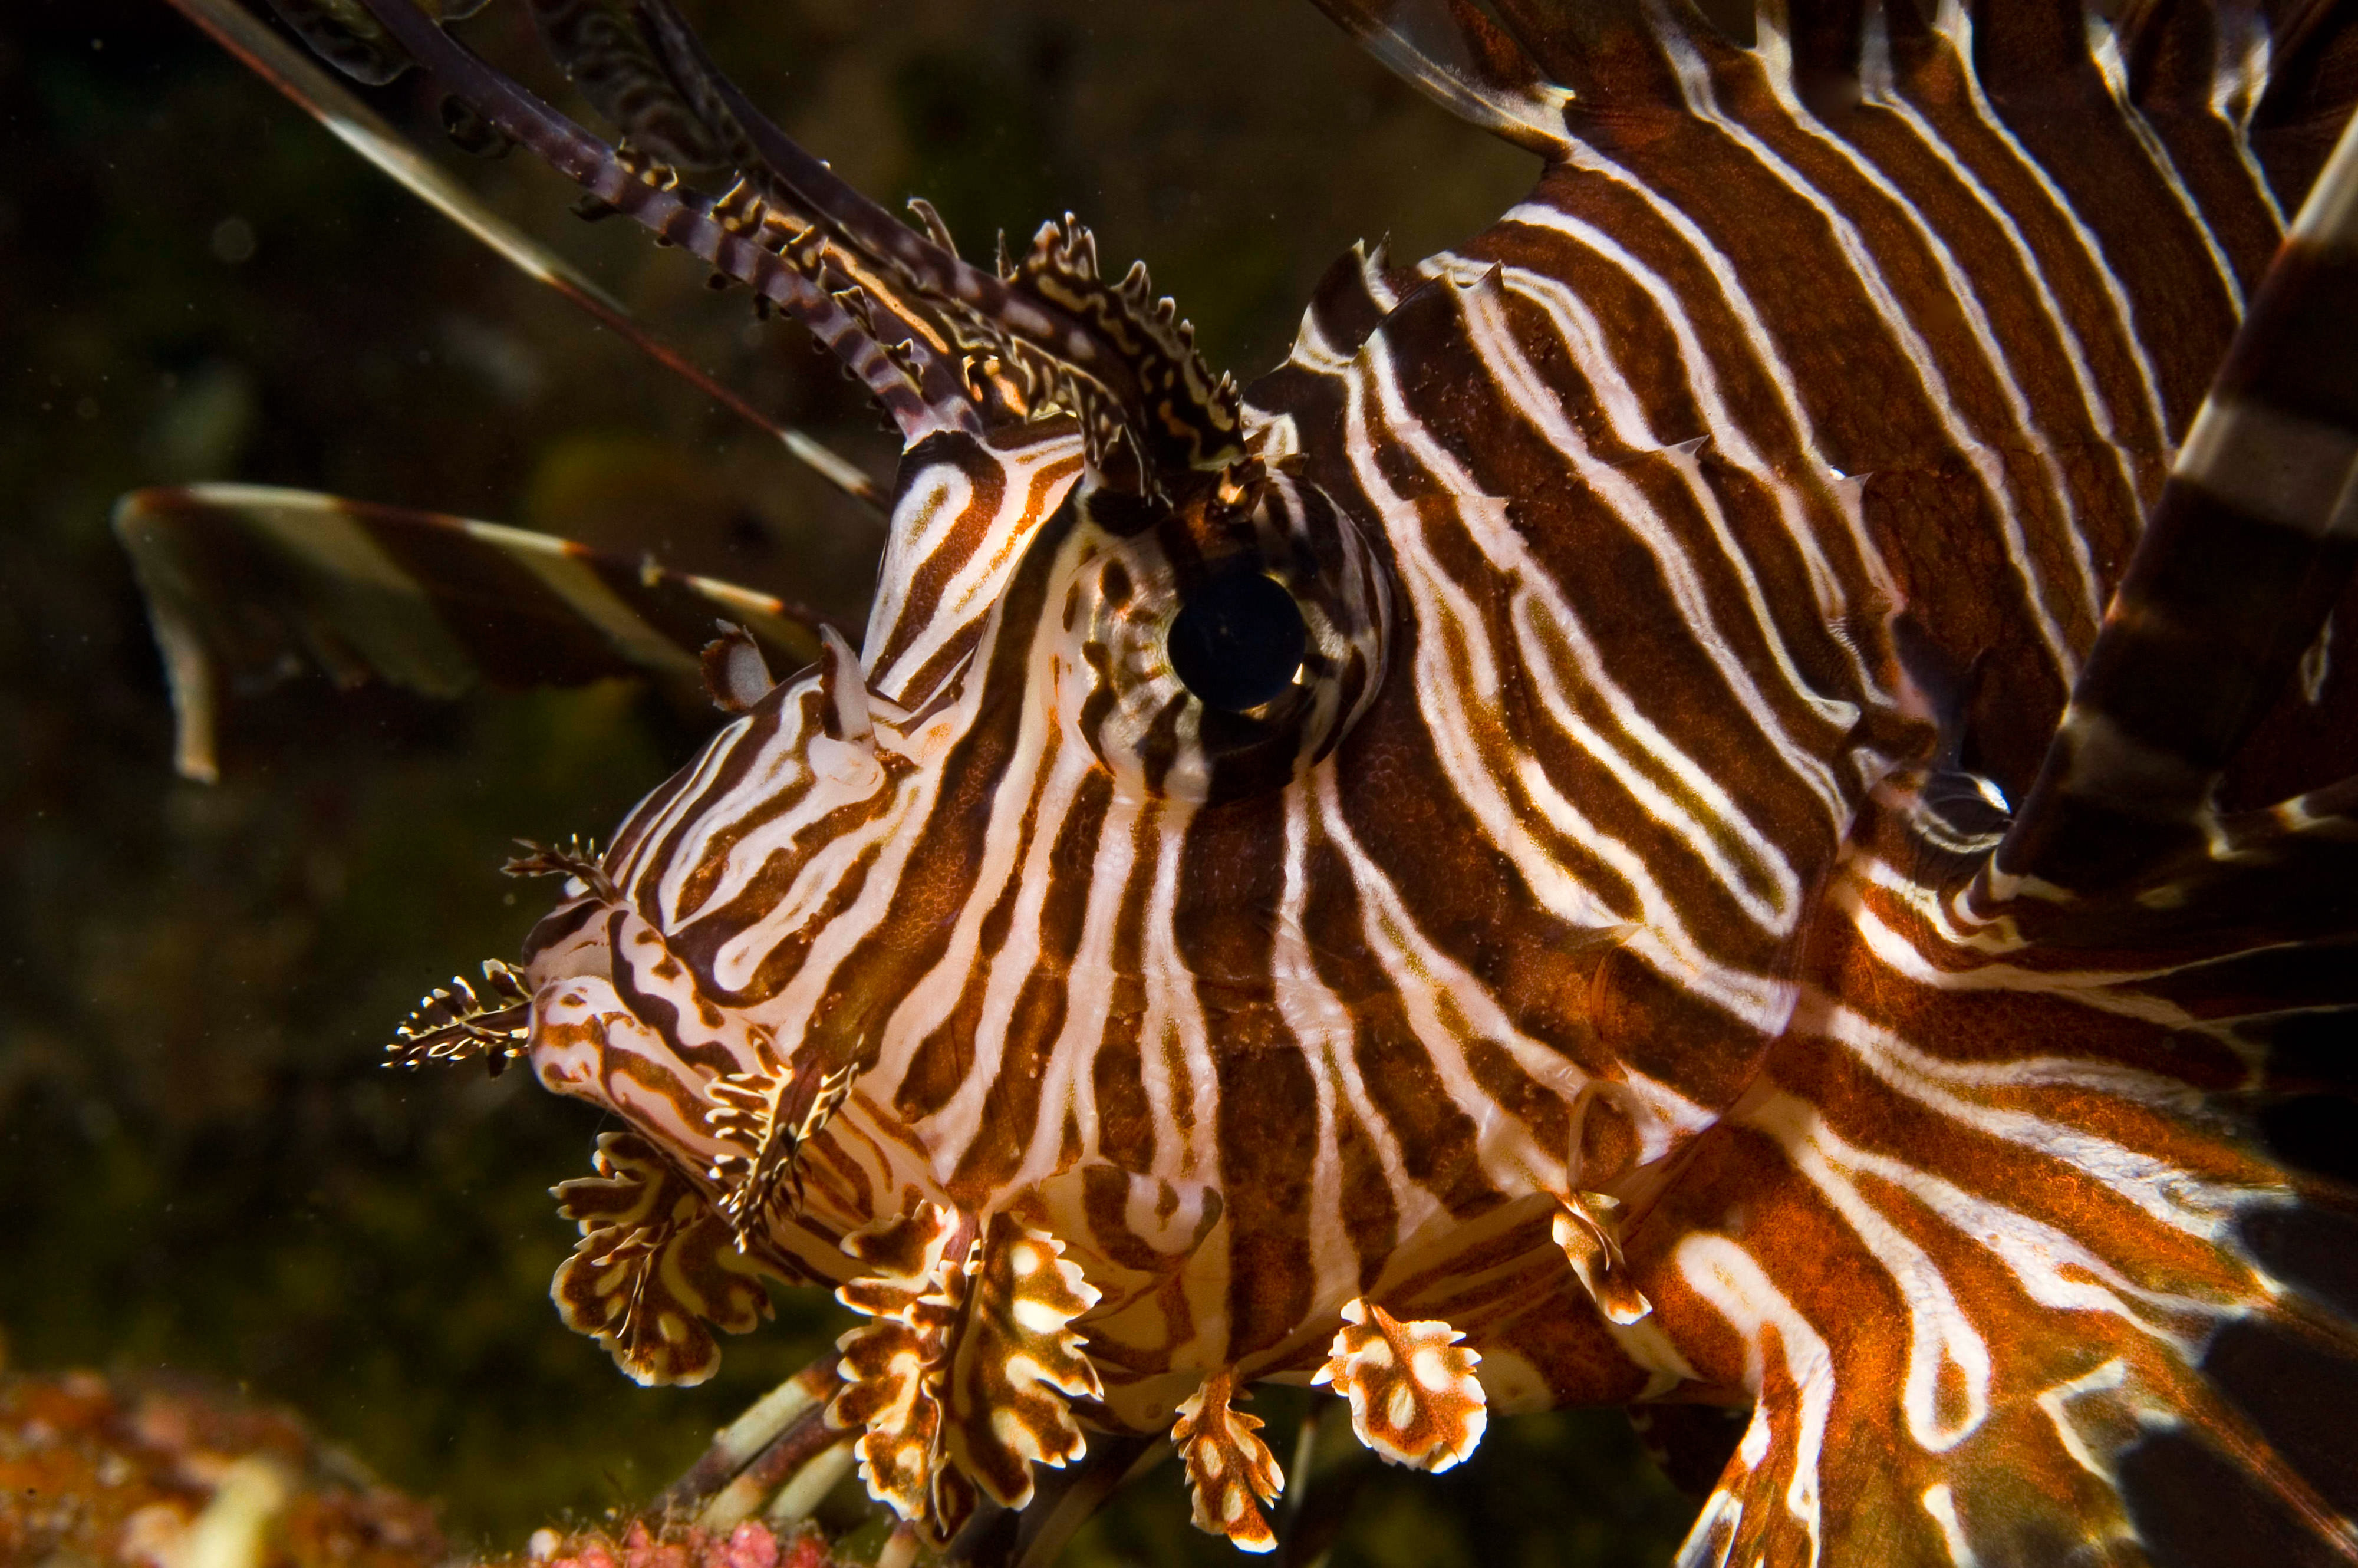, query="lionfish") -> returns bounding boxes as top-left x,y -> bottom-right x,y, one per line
116,0 -> 2358,1563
